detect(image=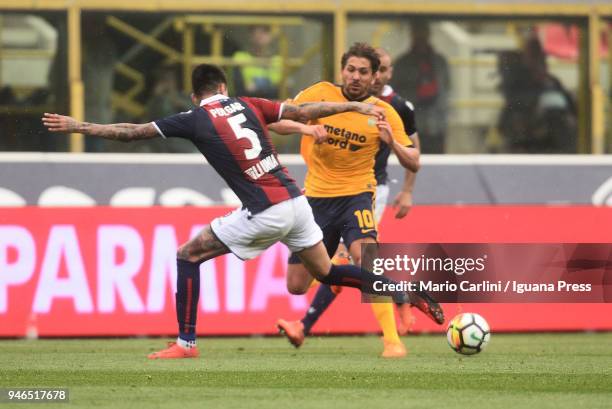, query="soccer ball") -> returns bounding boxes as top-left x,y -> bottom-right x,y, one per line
446,313 -> 490,355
